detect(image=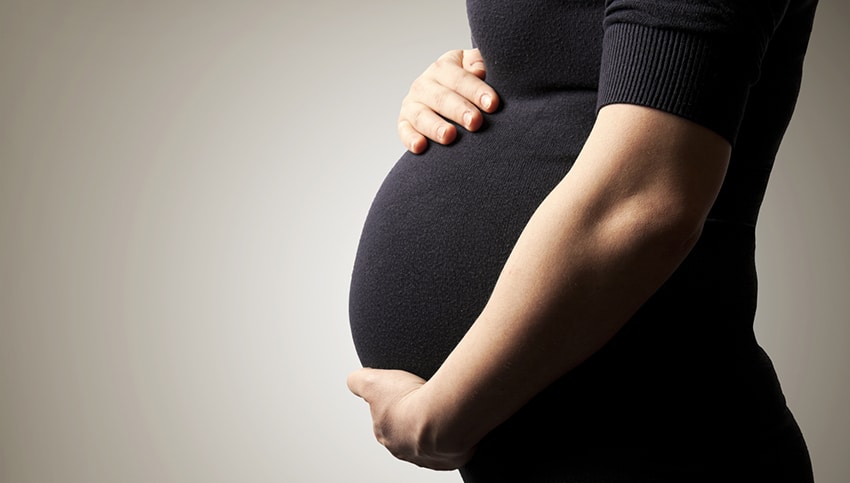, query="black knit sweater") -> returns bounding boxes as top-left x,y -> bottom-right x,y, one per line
350,1 -> 818,480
